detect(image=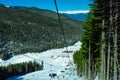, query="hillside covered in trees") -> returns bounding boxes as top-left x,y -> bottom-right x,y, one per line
73,0 -> 120,80
0,4 -> 83,60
